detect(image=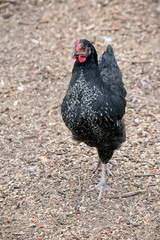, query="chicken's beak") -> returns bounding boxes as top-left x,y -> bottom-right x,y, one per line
72,52 -> 79,58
